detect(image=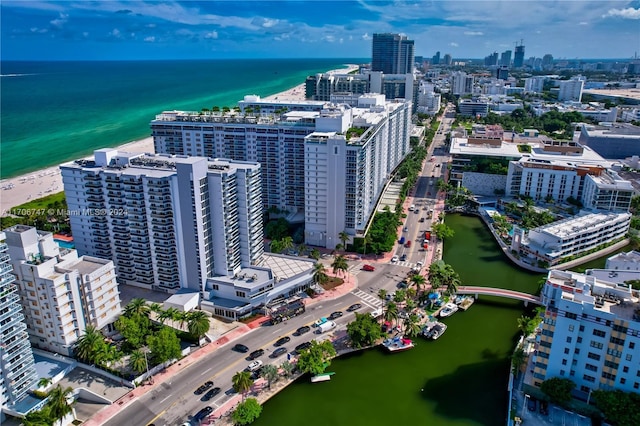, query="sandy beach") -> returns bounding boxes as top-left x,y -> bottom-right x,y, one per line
0,64 -> 359,214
